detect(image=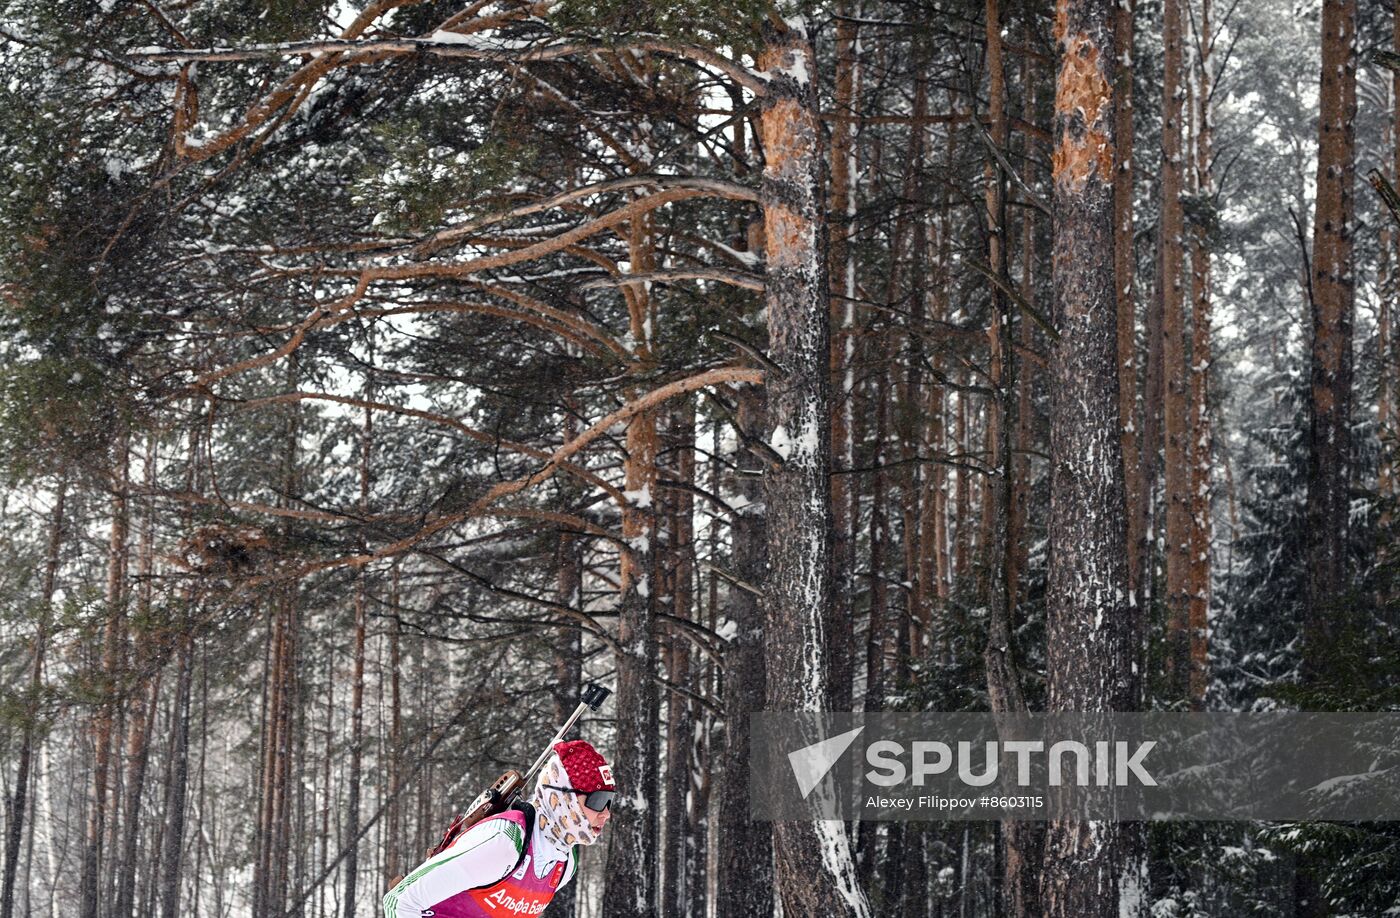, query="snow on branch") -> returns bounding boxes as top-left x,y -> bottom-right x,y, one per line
233,389 -> 627,505
415,174 -> 758,256
129,36 -> 769,94
193,187 -> 720,389
227,366 -> 764,587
